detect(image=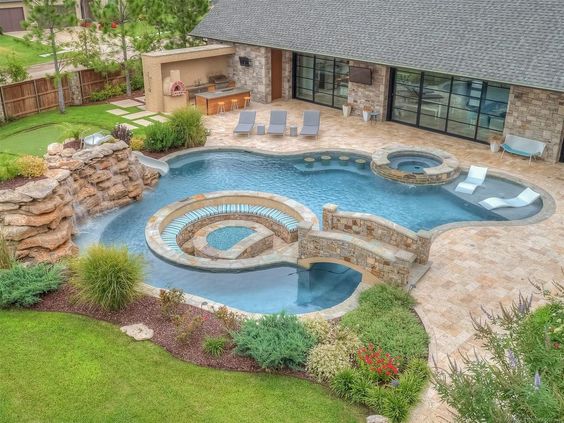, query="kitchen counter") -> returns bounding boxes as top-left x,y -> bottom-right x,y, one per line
195,87 -> 251,115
